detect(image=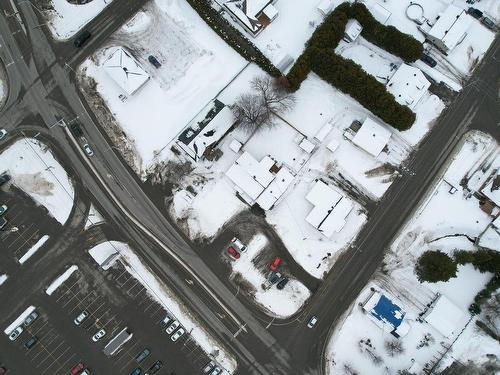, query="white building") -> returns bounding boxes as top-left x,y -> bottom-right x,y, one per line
223,0 -> 279,37
386,64 -> 431,110
177,100 -> 235,161
226,151 -> 294,210
103,47 -> 150,96
351,118 -> 392,158
419,5 -> 471,54
344,19 -> 362,42
317,0 -> 335,16
370,3 -> 391,25
481,171 -> 500,207
421,294 -> 466,338
305,180 -> 353,238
